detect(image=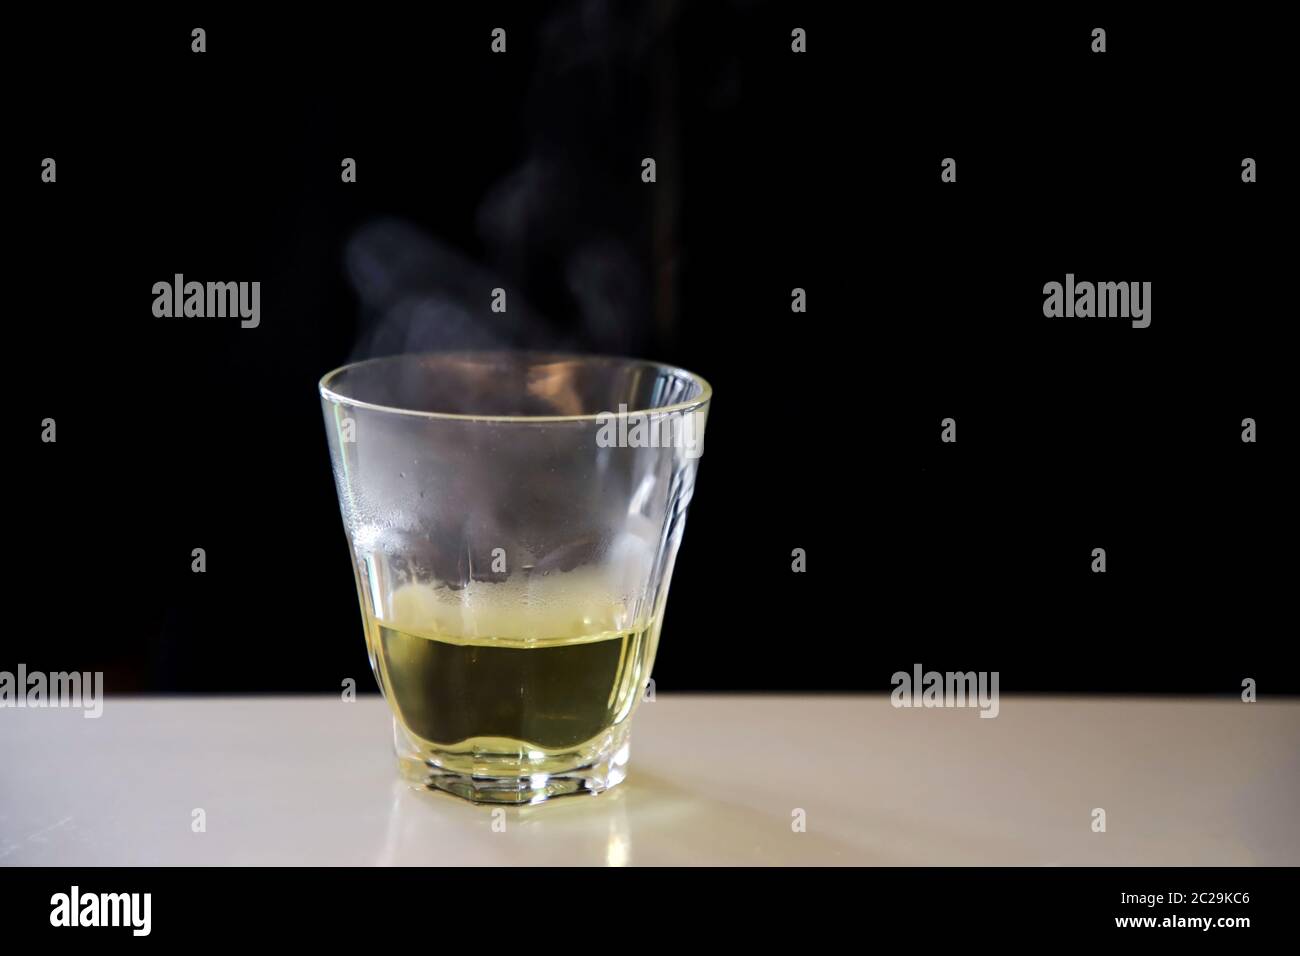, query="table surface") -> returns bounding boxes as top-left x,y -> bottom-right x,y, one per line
2,695 -> 1297,866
